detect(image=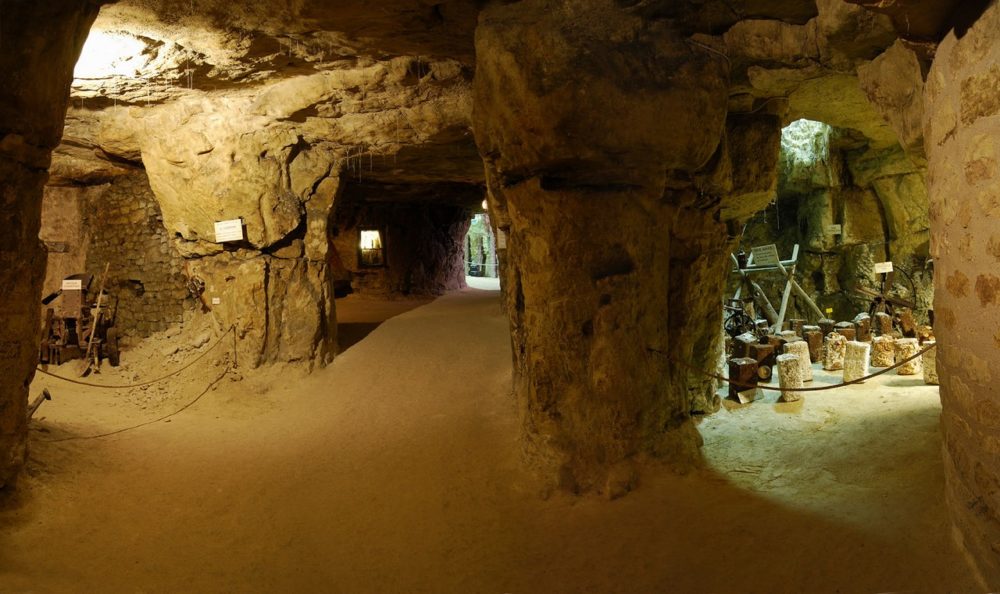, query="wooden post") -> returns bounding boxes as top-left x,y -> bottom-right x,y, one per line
730,243 -> 823,334
80,262 -> 110,376
773,244 -> 798,333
